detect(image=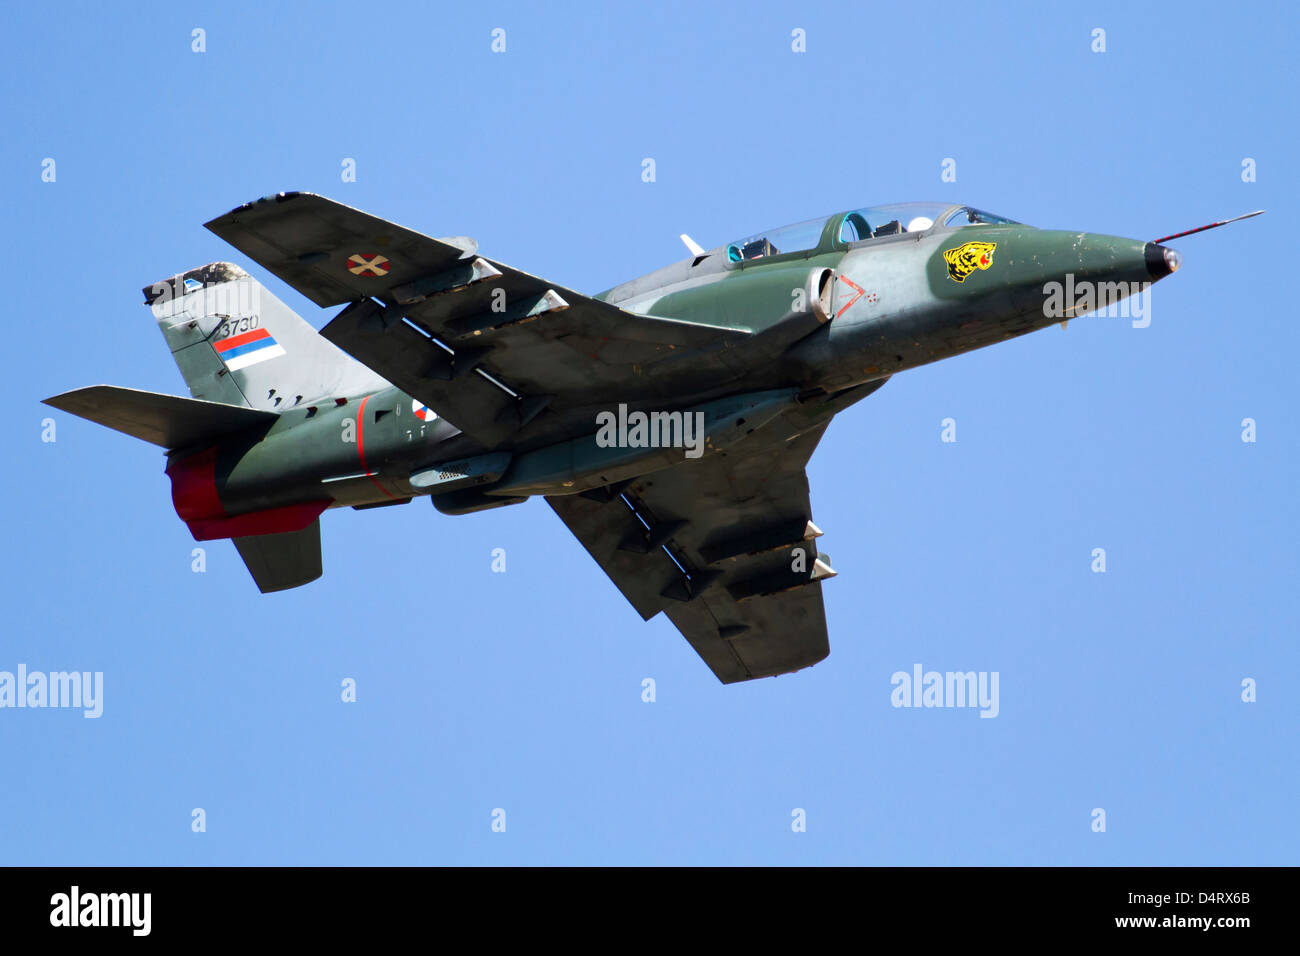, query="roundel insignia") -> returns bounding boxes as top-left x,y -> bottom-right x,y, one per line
412,399 -> 437,422
347,253 -> 390,277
